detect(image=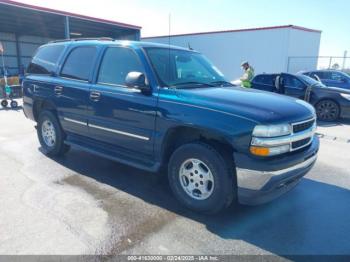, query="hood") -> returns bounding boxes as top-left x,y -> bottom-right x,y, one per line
316,85 -> 350,94
176,86 -> 315,124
